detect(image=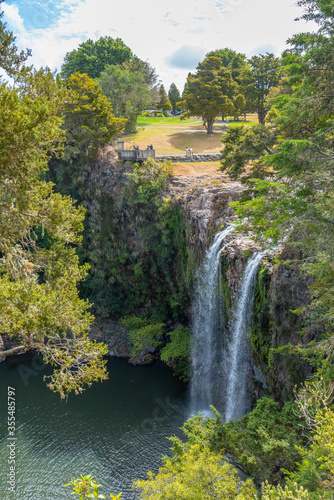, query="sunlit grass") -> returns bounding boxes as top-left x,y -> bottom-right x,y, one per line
119,115 -> 259,155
